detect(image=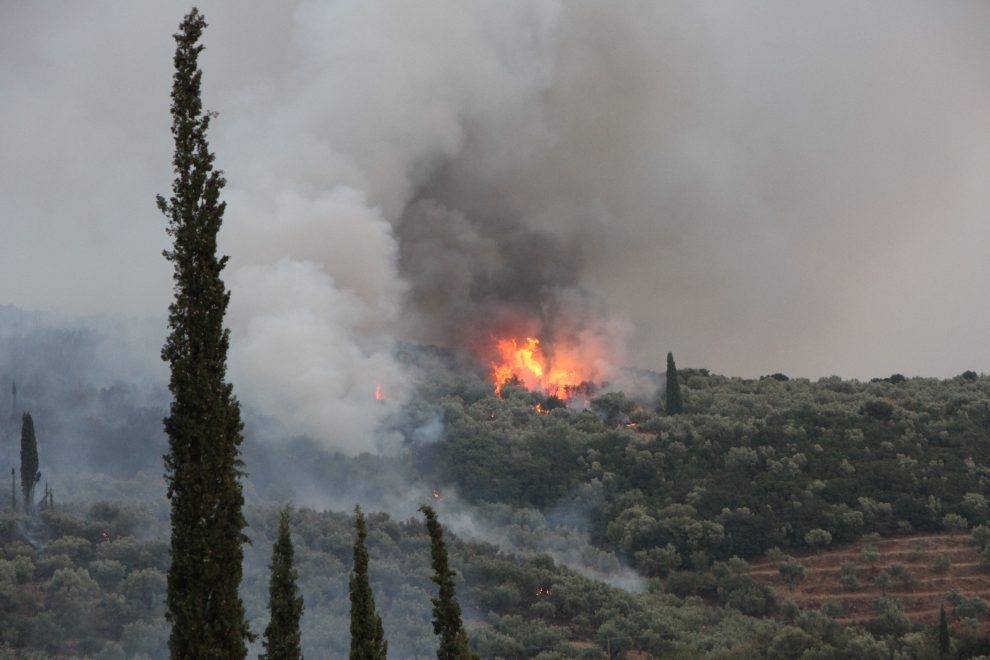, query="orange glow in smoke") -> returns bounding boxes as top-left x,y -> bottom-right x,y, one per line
374,384 -> 383,401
